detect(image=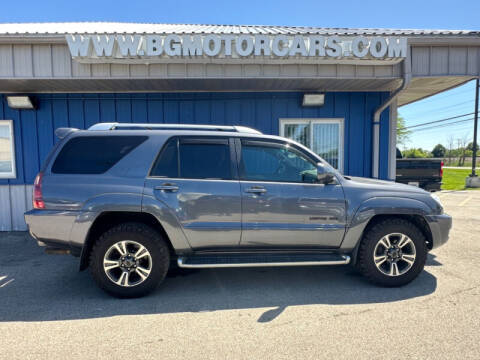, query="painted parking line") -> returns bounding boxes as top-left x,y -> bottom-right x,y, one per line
458,196 -> 473,206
